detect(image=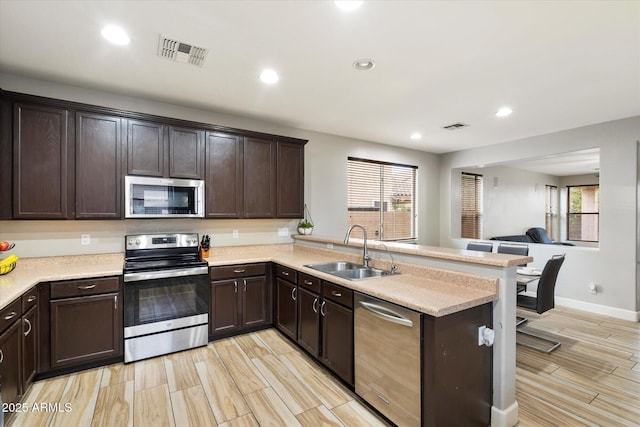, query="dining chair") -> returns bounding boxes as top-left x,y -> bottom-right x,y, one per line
497,242 -> 529,266
516,254 -> 565,353
466,241 -> 493,252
